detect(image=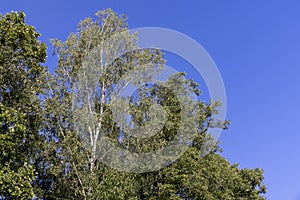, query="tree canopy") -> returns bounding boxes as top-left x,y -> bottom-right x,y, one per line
0,11 -> 46,199
0,9 -> 266,199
